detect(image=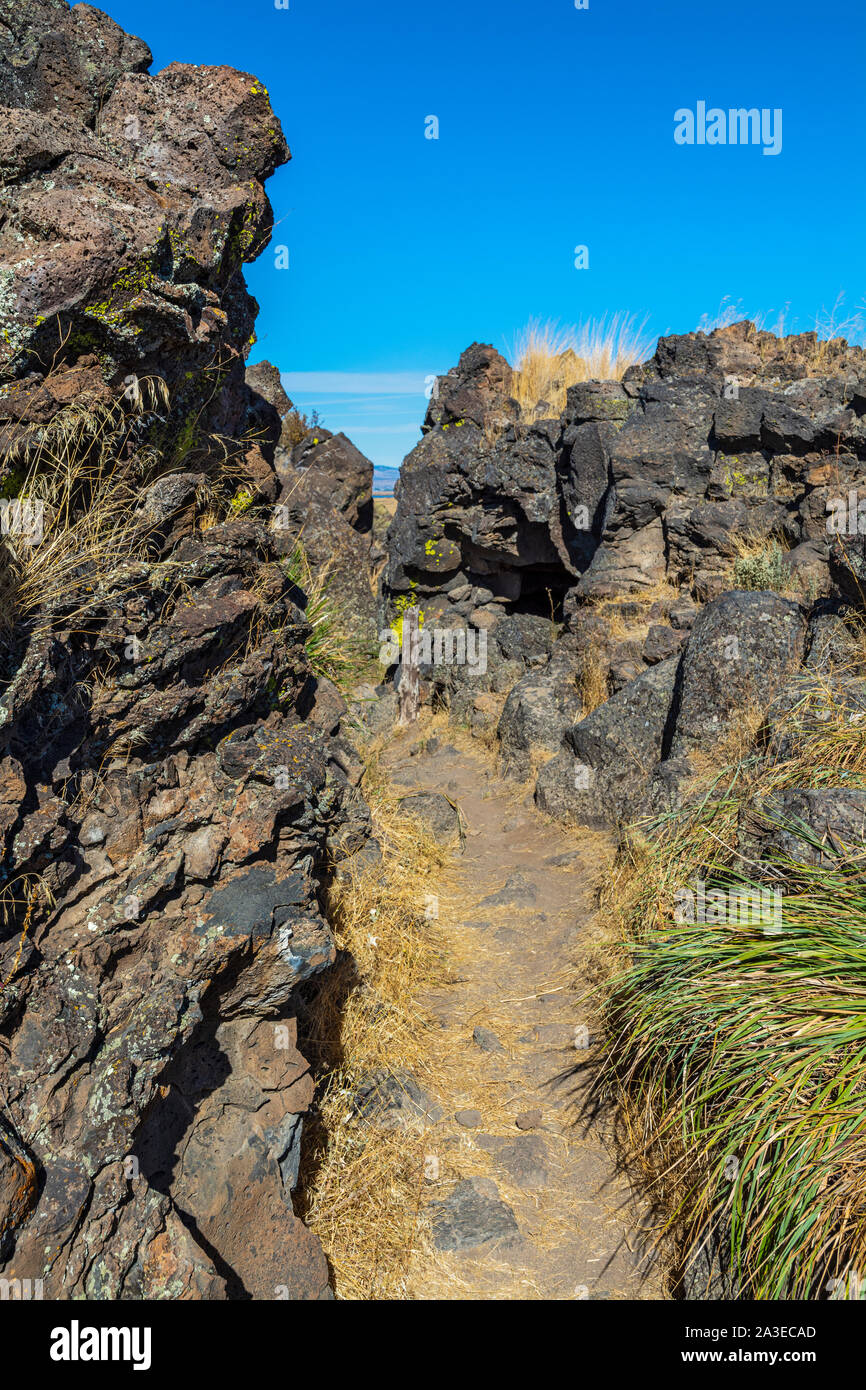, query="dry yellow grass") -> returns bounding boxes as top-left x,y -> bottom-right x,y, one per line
293,742 -> 454,1298
509,315 -> 652,416
0,381 -> 166,637
575,647 -> 608,715
0,372 -> 261,643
